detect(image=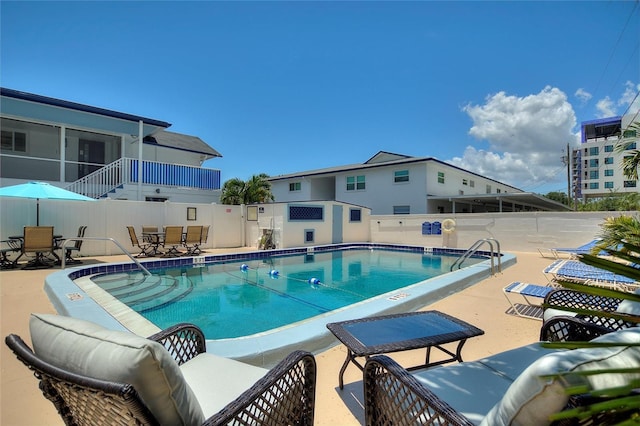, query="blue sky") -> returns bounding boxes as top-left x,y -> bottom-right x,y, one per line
2,1 -> 639,194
